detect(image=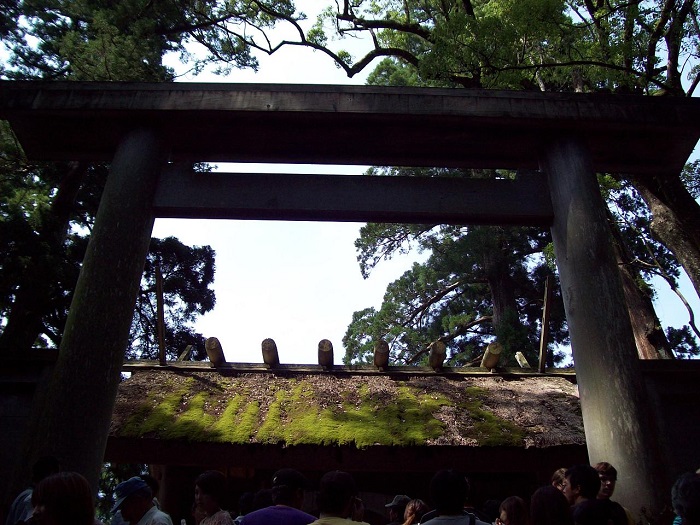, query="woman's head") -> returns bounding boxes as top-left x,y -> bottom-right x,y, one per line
530,485 -> 573,525
195,470 -> 227,515
30,472 -> 94,525
499,496 -> 528,525
403,499 -> 429,525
